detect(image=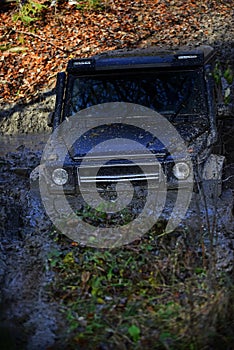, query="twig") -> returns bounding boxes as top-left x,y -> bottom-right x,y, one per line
13,28 -> 70,53
223,175 -> 234,182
